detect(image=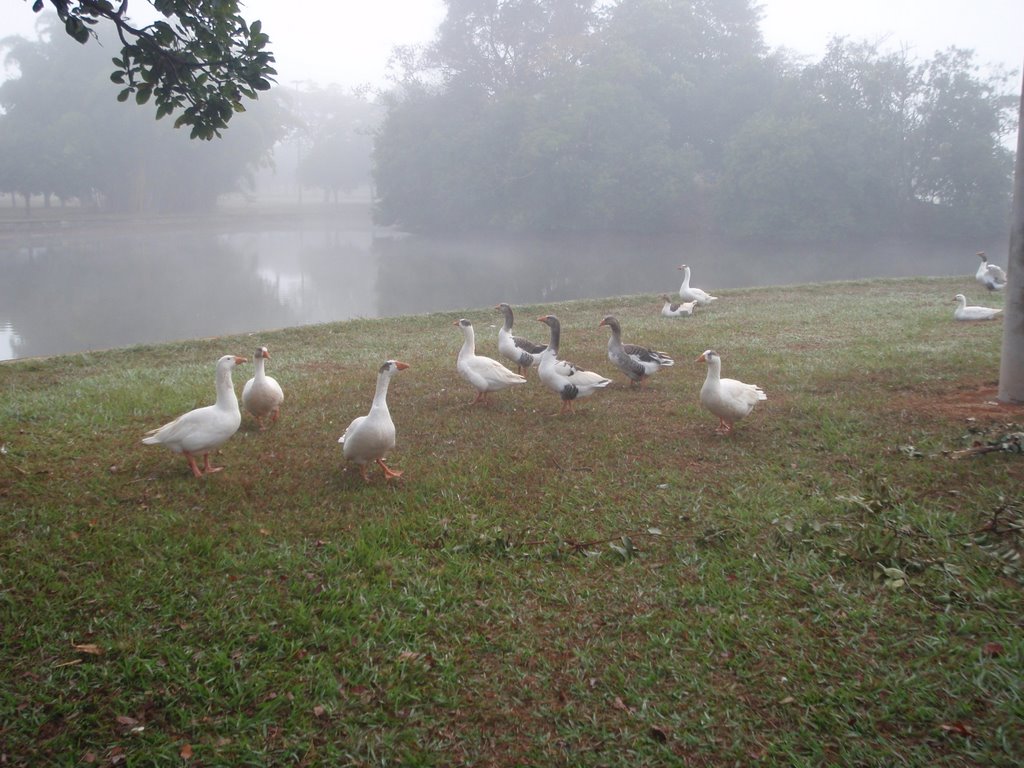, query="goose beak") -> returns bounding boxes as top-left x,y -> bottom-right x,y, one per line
452,320 -> 460,327
395,361 -> 410,370
234,356 -> 248,365
695,352 -> 707,363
